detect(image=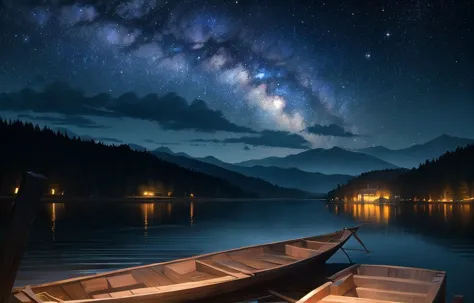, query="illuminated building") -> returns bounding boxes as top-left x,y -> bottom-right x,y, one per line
355,186 -> 391,203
